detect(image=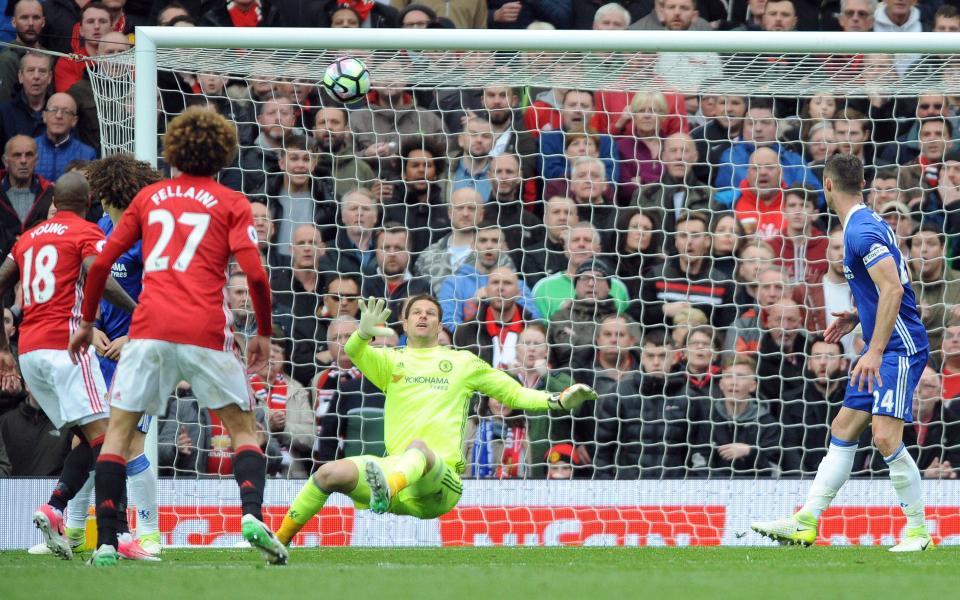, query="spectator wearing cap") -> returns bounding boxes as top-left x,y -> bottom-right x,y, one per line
546,259 -> 622,370
198,0 -> 284,27
532,222 -> 630,319
545,443 -> 577,479
908,224 -> 960,356
439,222 -> 539,329
635,211 -> 735,330
876,199 -> 914,256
